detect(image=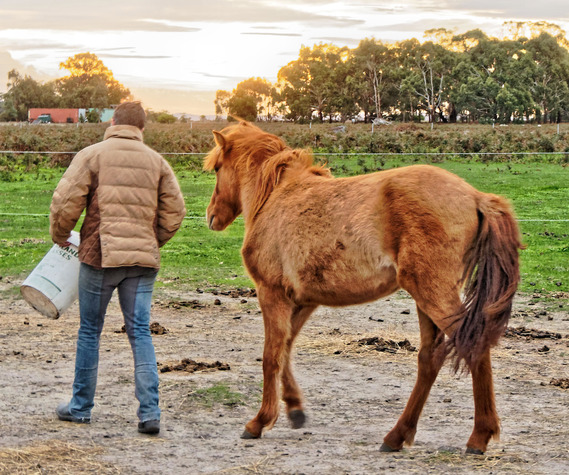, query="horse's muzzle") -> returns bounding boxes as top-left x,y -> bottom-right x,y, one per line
207,213 -> 215,230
